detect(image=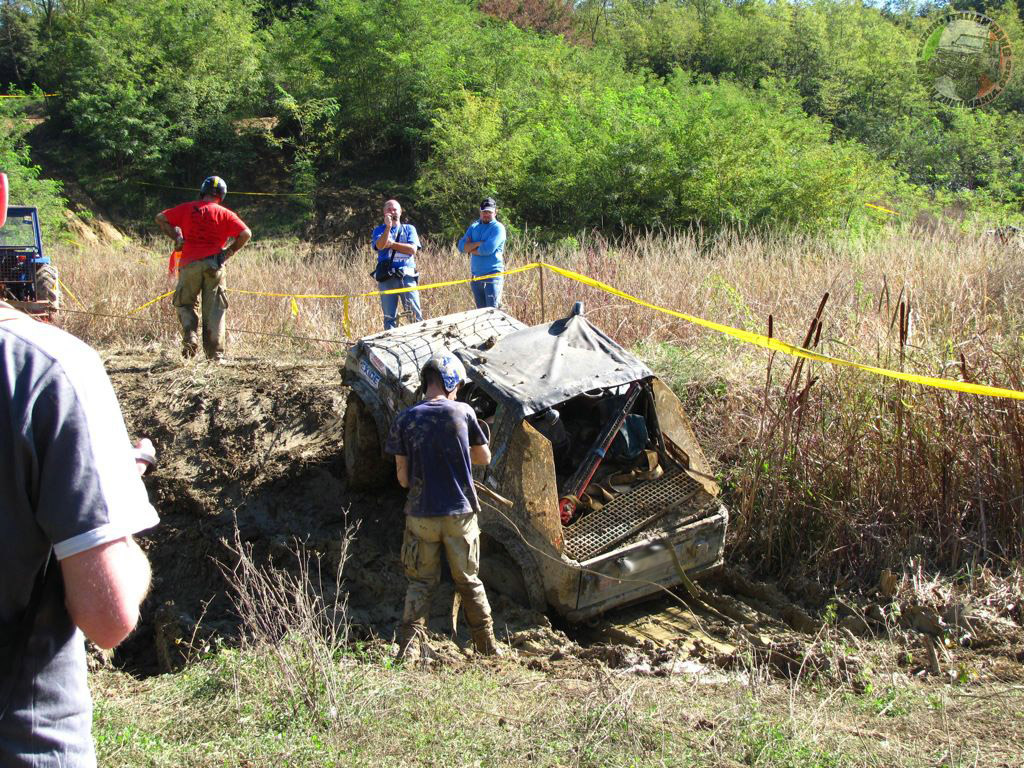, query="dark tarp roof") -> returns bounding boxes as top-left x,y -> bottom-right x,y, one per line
457,313 -> 652,418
